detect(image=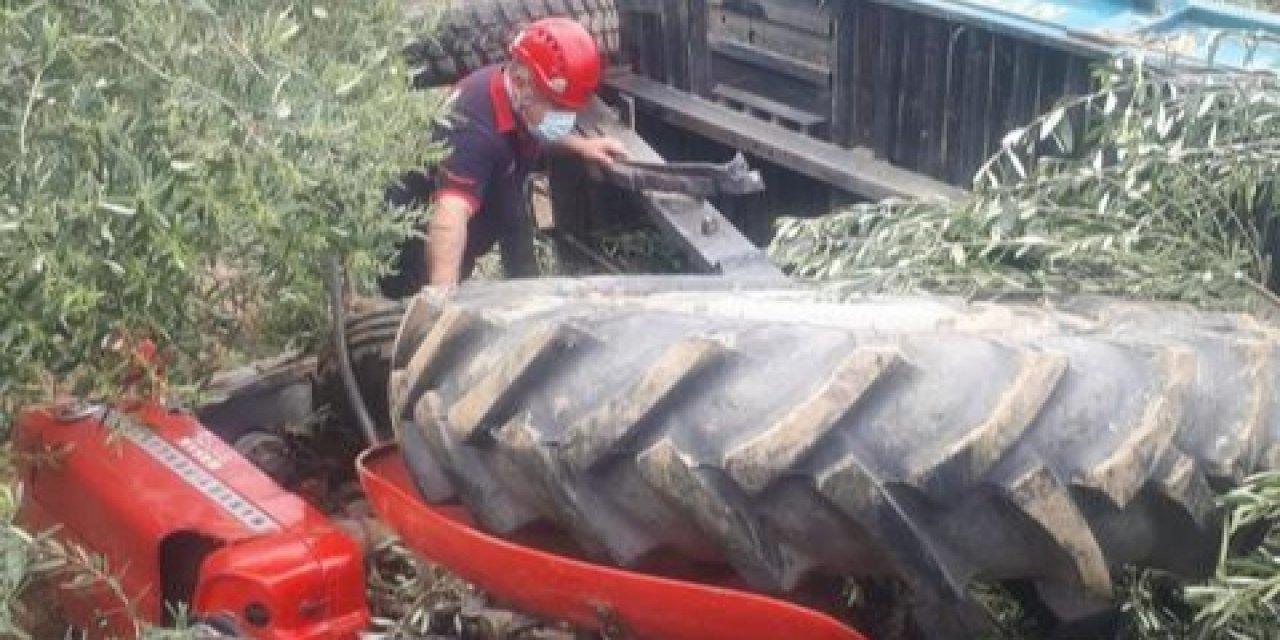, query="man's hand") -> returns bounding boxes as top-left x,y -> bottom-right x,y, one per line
560,134 -> 628,167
